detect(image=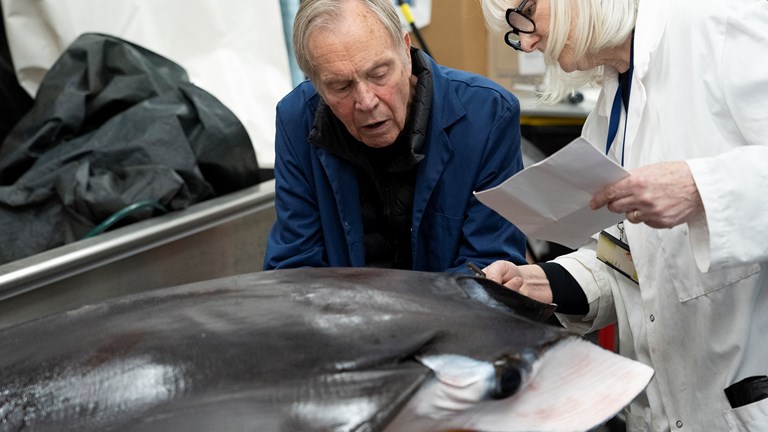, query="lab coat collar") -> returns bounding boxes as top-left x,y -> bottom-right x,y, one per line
594,0 -> 664,166
633,0 -> 666,81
